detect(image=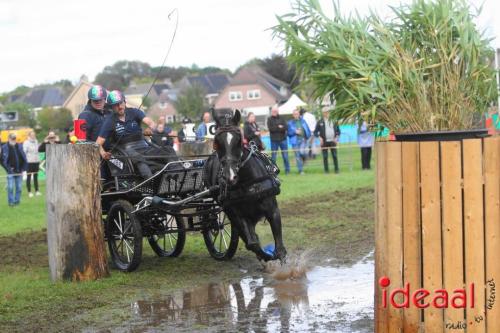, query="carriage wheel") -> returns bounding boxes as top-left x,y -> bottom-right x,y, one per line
106,200 -> 143,272
148,214 -> 186,257
203,211 -> 239,261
